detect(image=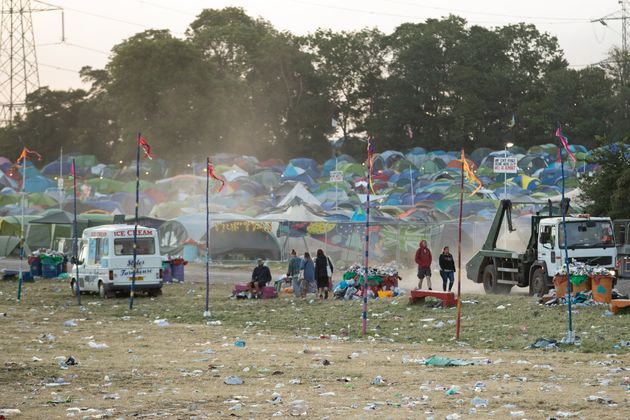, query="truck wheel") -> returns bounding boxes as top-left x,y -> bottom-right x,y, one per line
482,265 -> 512,294
529,268 -> 549,297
